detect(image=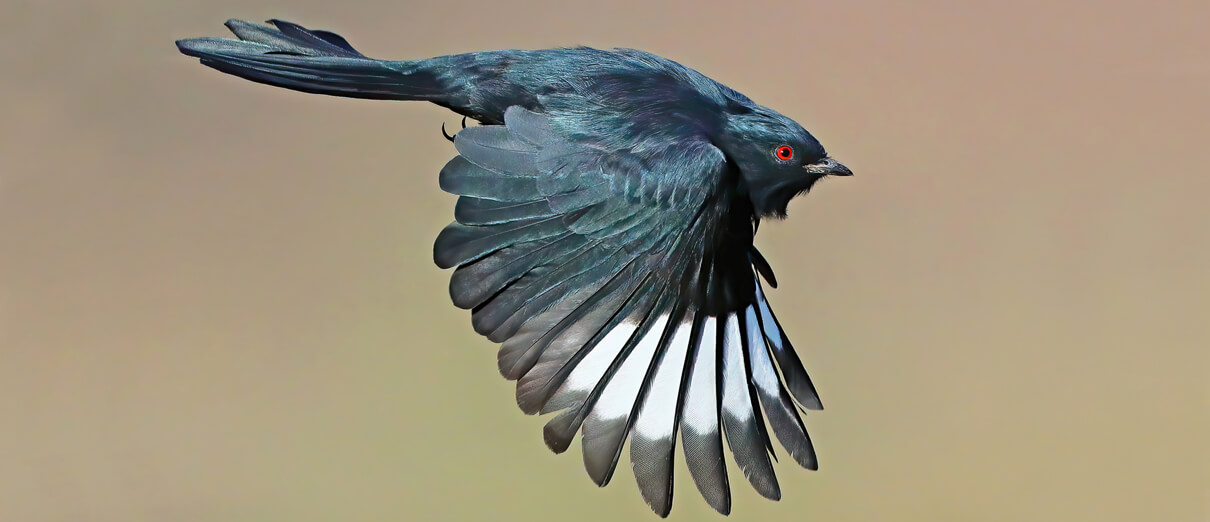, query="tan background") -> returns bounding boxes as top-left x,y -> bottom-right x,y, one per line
2,1 -> 1207,521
